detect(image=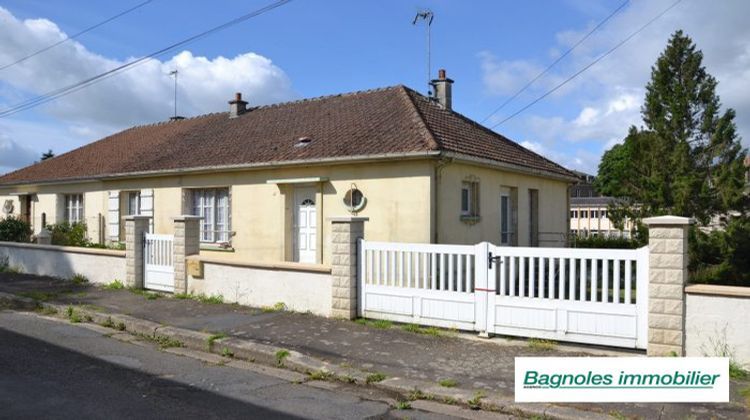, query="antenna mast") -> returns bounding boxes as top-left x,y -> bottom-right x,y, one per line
412,10 -> 434,94
168,69 -> 181,120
